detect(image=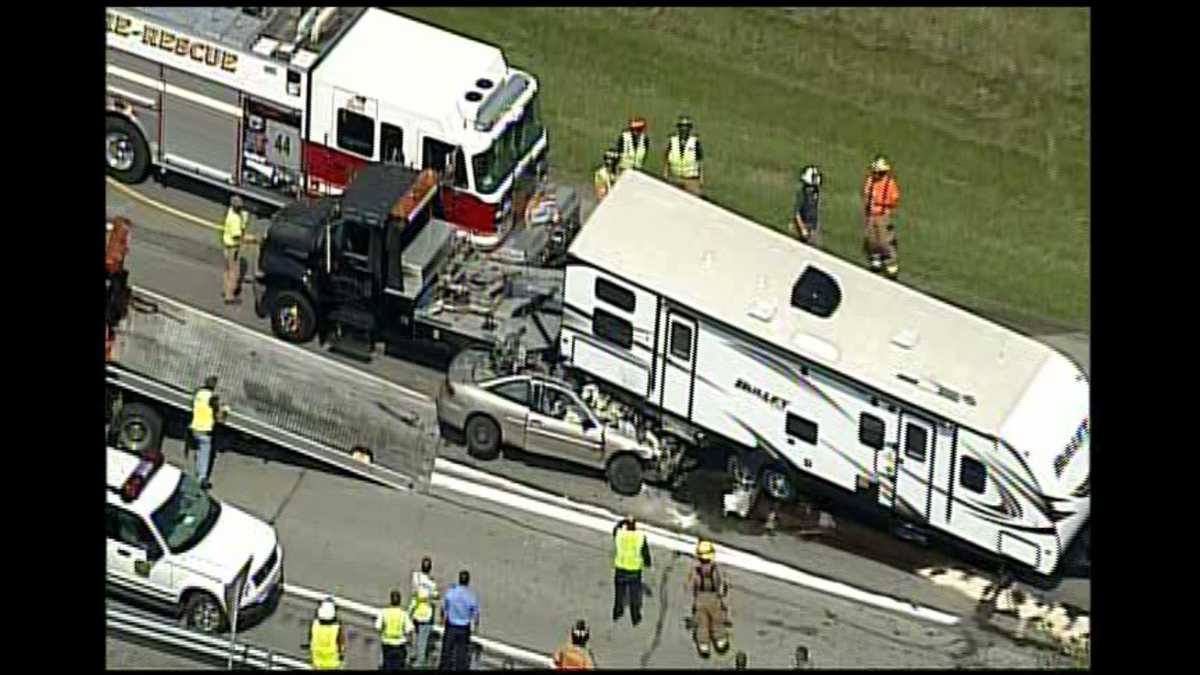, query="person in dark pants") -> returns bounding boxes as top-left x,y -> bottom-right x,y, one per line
612,515 -> 653,626
375,589 -> 414,671
792,165 -> 823,246
438,570 -> 480,671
